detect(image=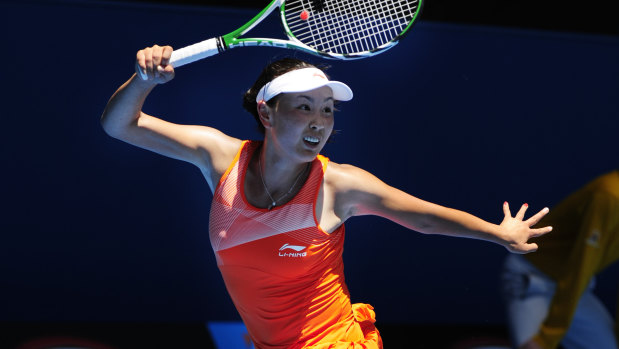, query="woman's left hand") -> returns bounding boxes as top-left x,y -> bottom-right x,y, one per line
500,202 -> 552,253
